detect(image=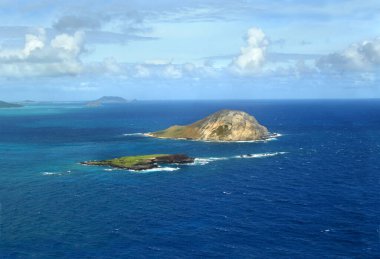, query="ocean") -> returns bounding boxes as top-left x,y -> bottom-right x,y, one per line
0,100 -> 379,258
